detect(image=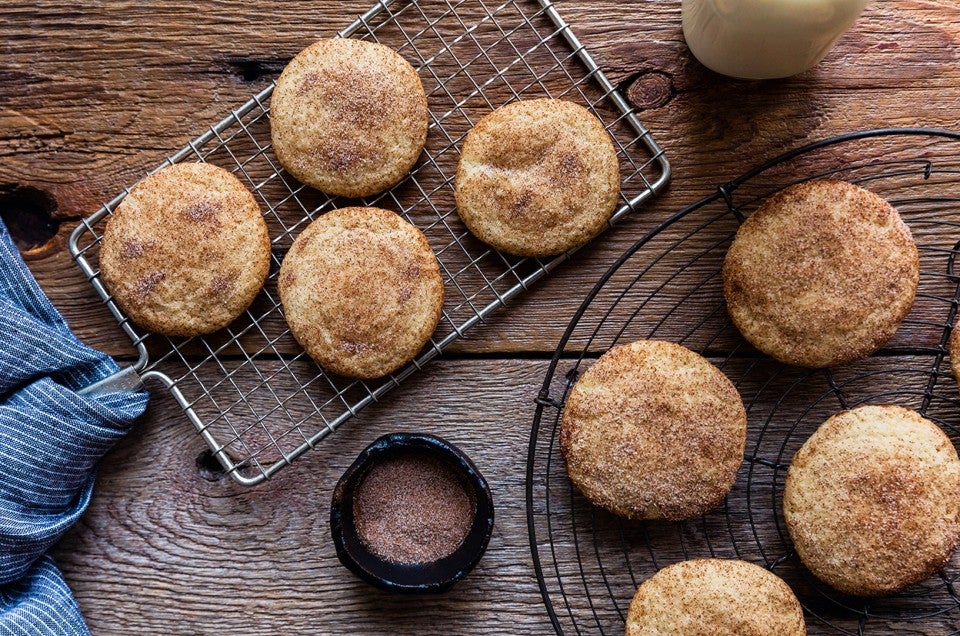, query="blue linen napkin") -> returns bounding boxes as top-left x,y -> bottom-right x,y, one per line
0,218 -> 149,635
